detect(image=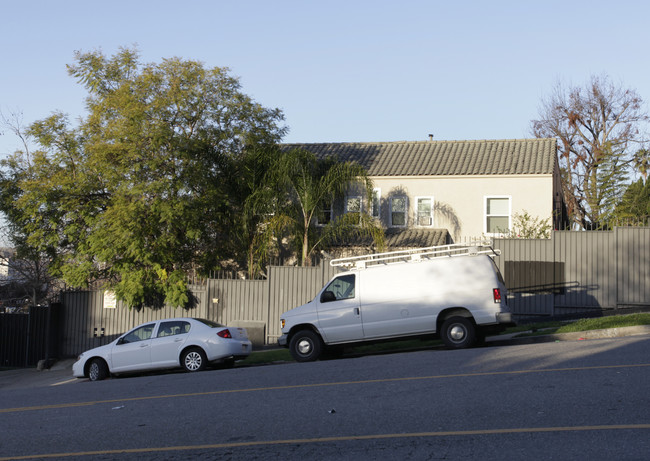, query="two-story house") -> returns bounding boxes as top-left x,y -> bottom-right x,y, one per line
285,138 -> 566,250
